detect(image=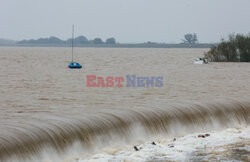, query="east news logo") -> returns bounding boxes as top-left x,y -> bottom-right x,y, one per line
86,75 -> 163,87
